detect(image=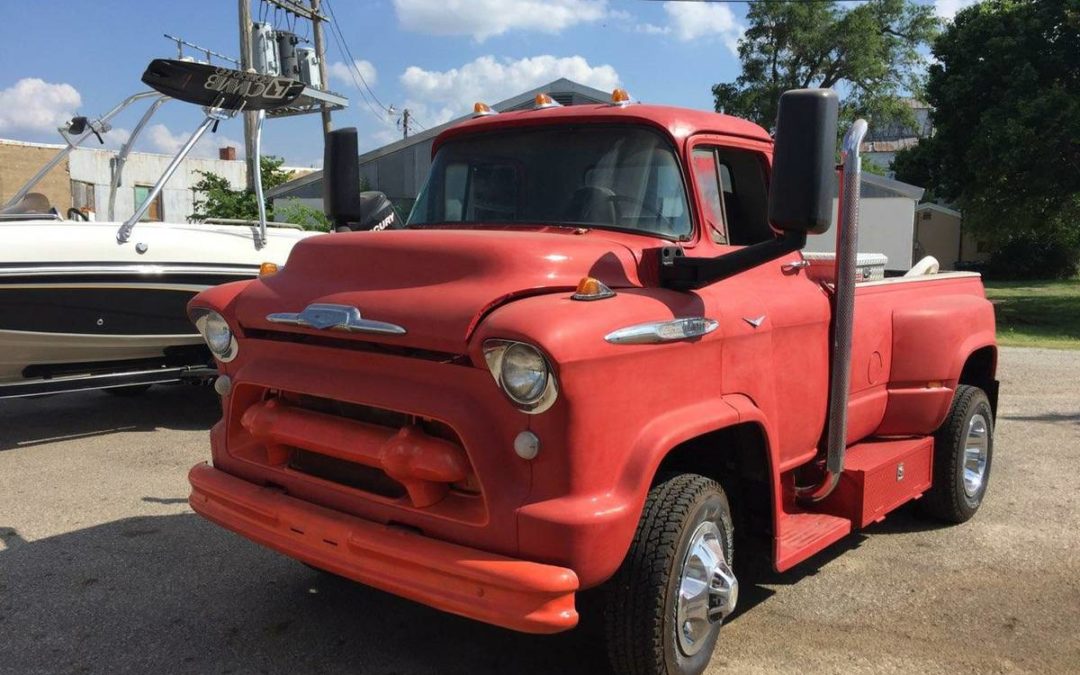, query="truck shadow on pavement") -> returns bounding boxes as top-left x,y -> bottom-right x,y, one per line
0,385 -> 220,451
0,512 -> 885,674
0,513 -> 613,675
